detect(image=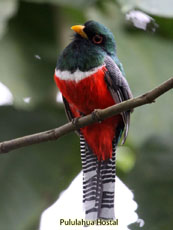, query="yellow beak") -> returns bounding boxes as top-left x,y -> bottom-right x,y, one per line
71,25 -> 88,39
